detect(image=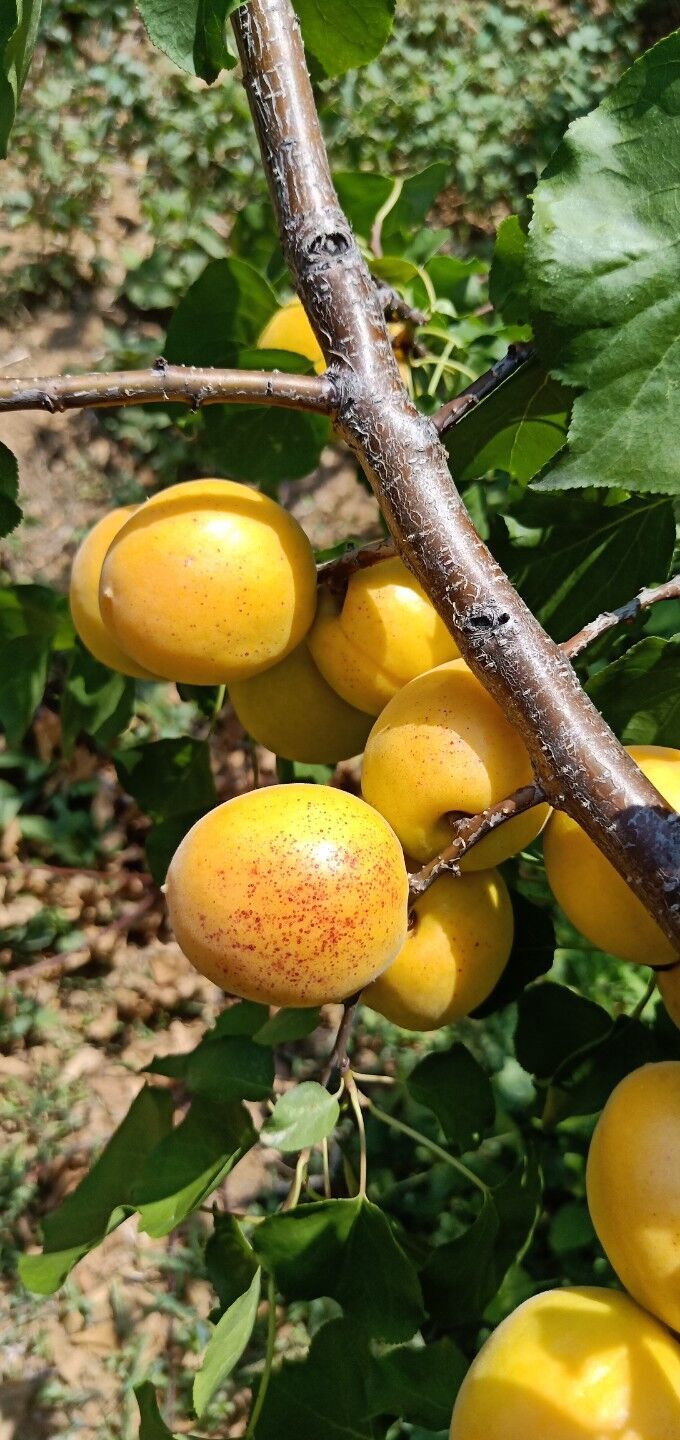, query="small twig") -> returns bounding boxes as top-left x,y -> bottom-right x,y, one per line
321,1137 -> 332,1199
370,176 -> 403,259
344,1072 -> 367,1199
245,1270 -> 277,1439
562,575 -> 680,661
282,1148 -> 311,1210
433,342 -> 536,437
373,279 -> 427,328
0,361 -> 337,416
320,991 -> 363,1086
365,1097 -> 489,1196
408,783 -> 545,902
316,537 -> 397,589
